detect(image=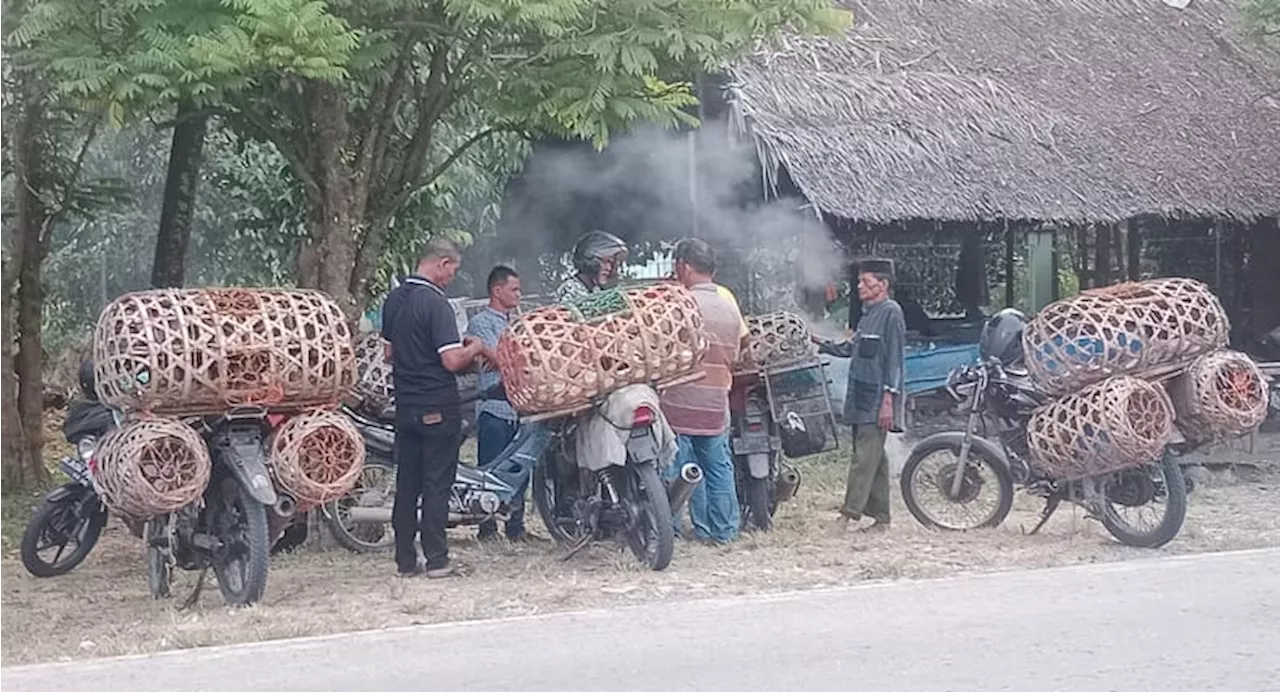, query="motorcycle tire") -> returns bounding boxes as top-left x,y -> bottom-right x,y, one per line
625,462 -> 675,572
144,519 -> 172,599
324,457 -> 397,553
741,477 -> 775,532
1099,451 -> 1187,549
900,435 -> 1015,531
20,492 -> 107,578
211,479 -> 271,606
532,457 -> 586,544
